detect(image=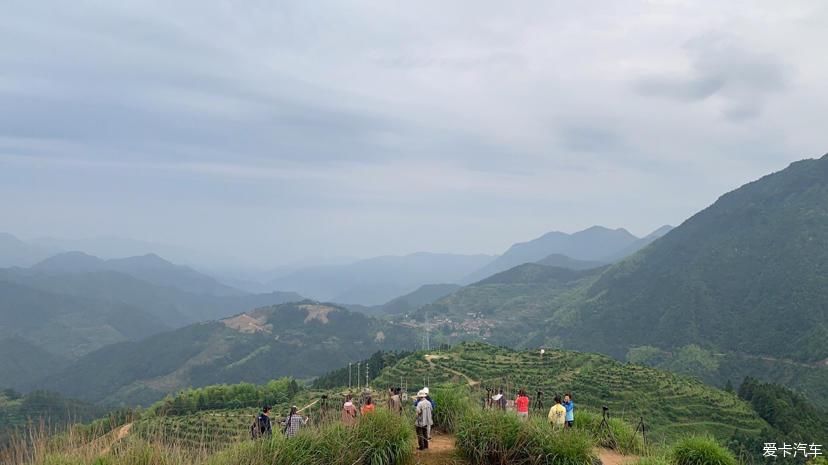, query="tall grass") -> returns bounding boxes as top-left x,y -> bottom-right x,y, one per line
669,436 -> 736,465
6,409 -> 414,465
455,410 -> 596,465
574,410 -> 645,455
429,384 -> 473,433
